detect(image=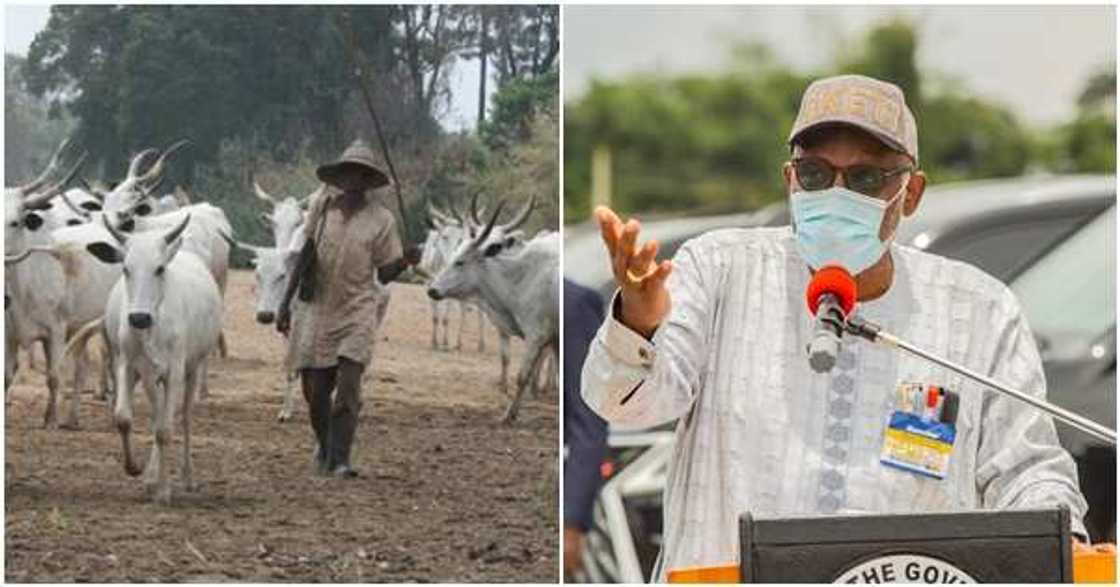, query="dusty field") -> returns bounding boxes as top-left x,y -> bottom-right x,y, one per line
5,272 -> 558,582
